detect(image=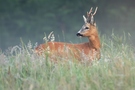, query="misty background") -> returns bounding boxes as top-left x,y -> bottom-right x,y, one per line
0,0 -> 135,51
